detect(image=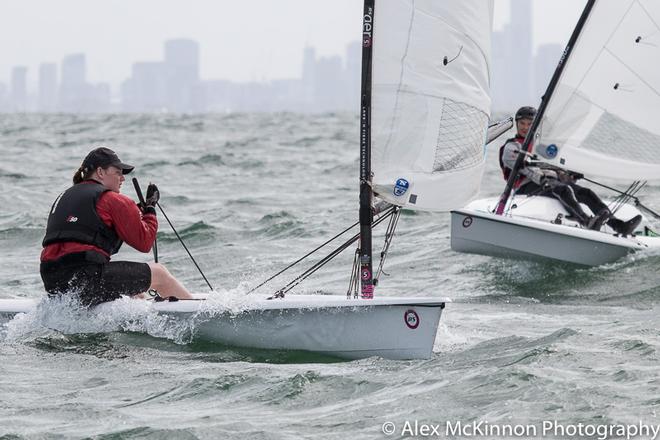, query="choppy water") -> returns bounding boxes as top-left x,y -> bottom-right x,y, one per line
1,113 -> 659,439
